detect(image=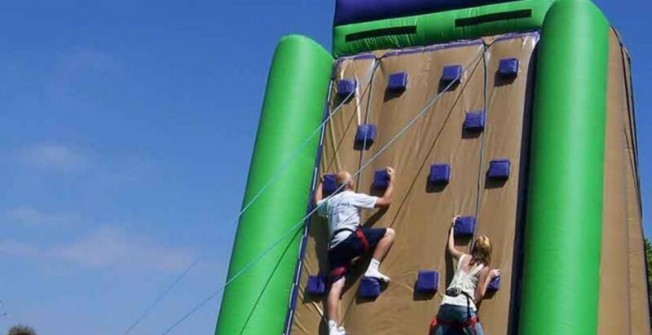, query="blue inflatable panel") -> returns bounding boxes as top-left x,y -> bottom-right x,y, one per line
415,270 -> 439,294
359,277 -> 381,299
334,0 -> 517,26
323,174 -> 338,196
429,164 -> 451,184
373,169 -> 390,189
454,216 -> 476,237
306,276 -> 327,296
338,79 -> 357,97
488,276 -> 501,292
488,159 -> 511,179
388,72 -> 408,91
355,124 -> 377,147
464,111 -> 486,131
442,65 -> 463,84
498,58 -> 520,78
